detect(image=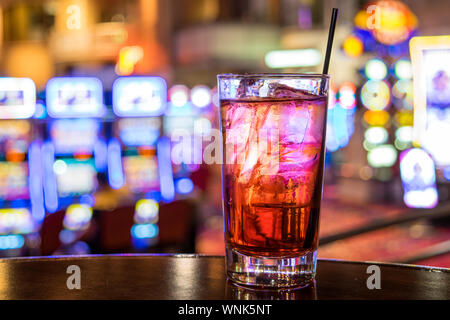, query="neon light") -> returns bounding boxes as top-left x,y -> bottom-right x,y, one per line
343,35 -> 363,58
46,77 -> 104,118
326,103 -> 355,152
169,85 -> 189,107
42,141 -> 58,212
28,141 -> 45,223
175,178 -> 194,195
112,76 -> 167,117
392,79 -> 413,110
53,159 -> 67,175
395,126 -> 413,142
191,85 -> 211,108
59,229 -> 76,244
367,144 -> 398,168
338,82 -> 356,109
107,138 -> 124,189
368,0 -> 418,45
0,77 -> 36,119
157,137 -> 175,202
134,199 -> 159,224
0,234 -> 25,250
0,208 -> 33,234
394,59 -> 412,80
116,46 -> 144,76
131,223 -> 159,239
400,148 -> 438,208
79,194 -> 95,207
117,118 -> 161,147
33,101 -> 46,119
94,139 -> 108,172
63,204 -> 93,231
264,49 -> 322,68
364,127 -> 388,145
365,59 -> 388,80
443,167 -> 450,181
361,80 -> 391,111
